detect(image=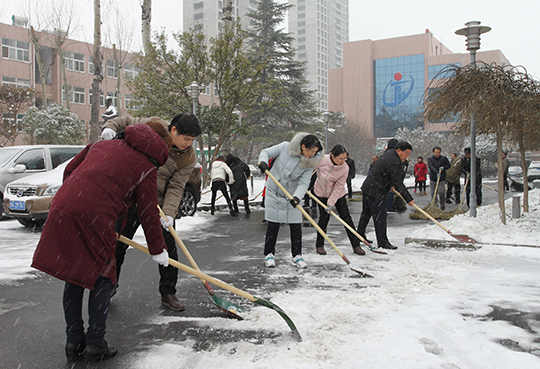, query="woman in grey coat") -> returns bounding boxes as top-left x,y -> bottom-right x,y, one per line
257,133 -> 323,268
